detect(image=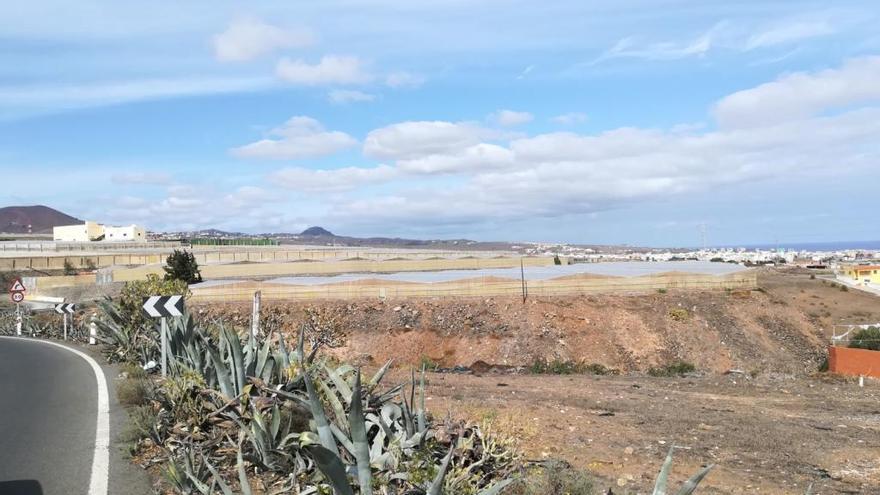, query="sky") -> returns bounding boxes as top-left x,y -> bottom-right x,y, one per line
1,0 -> 879,247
